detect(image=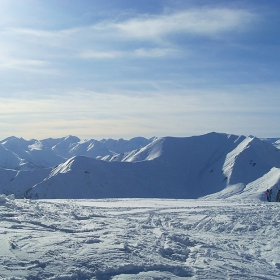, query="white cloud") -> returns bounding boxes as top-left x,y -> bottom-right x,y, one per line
0,57 -> 49,71
6,27 -> 79,41
134,48 -> 177,57
110,8 -> 256,40
0,83 -> 279,140
0,7 -> 256,68
78,50 -> 121,59
79,47 -> 178,59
